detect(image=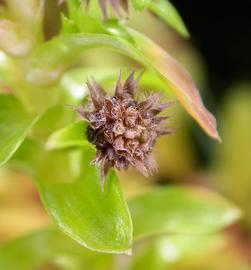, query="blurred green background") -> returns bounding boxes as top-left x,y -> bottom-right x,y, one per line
0,0 -> 251,269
